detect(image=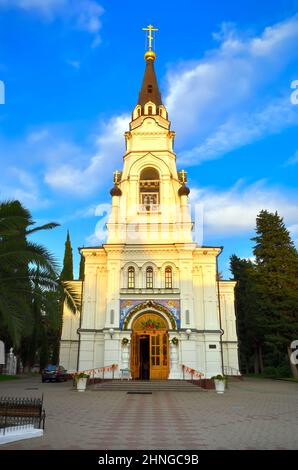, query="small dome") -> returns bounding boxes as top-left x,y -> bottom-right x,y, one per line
144,50 -> 156,61
110,185 -> 122,197
178,184 -> 190,197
